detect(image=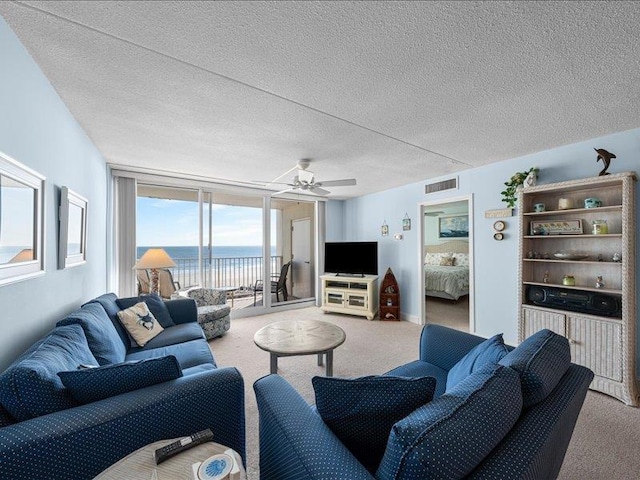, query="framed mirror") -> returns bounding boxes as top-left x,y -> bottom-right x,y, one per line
59,186 -> 88,269
0,151 -> 46,285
